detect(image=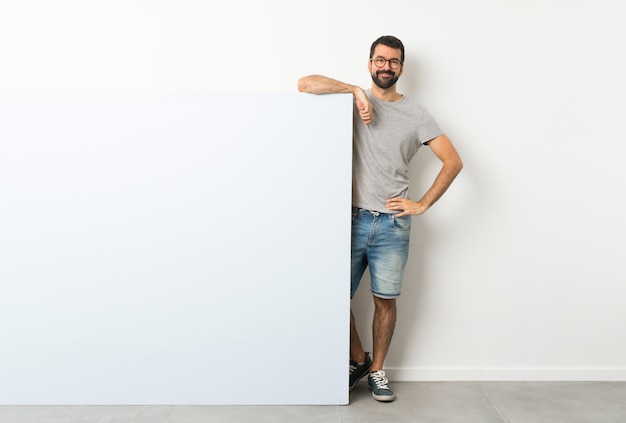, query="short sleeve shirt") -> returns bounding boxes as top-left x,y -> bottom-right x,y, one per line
352,90 -> 443,213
